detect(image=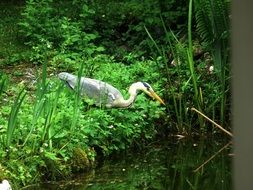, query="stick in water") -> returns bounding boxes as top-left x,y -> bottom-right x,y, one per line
191,107 -> 233,137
